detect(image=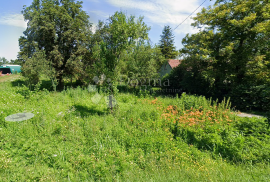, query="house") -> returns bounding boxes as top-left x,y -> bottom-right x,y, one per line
0,65 -> 21,74
159,59 -> 181,78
